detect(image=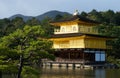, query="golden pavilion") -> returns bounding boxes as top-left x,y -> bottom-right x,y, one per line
50,11 -> 113,64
